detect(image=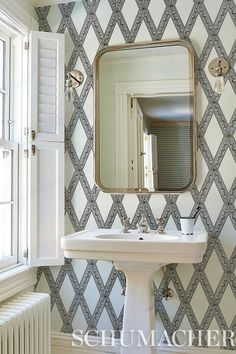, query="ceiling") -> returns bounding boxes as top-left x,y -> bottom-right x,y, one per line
137,96 -> 191,122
